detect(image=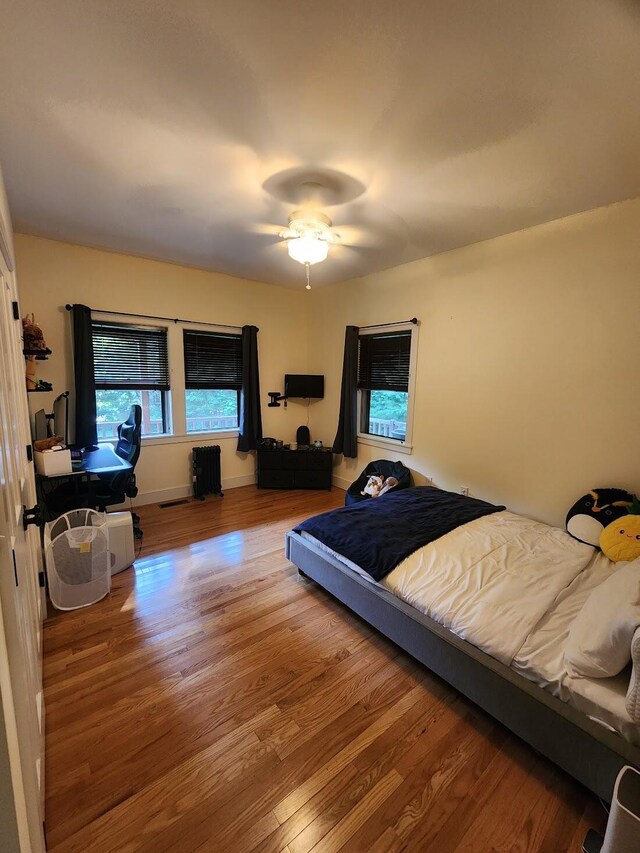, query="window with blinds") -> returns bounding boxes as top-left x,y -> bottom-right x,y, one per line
91,322 -> 171,439
358,330 -> 411,392
183,330 -> 242,390
92,322 -> 170,390
183,329 -> 242,433
358,328 -> 414,443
